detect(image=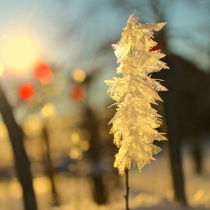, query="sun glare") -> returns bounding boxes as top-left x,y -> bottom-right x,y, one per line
0,33 -> 40,72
